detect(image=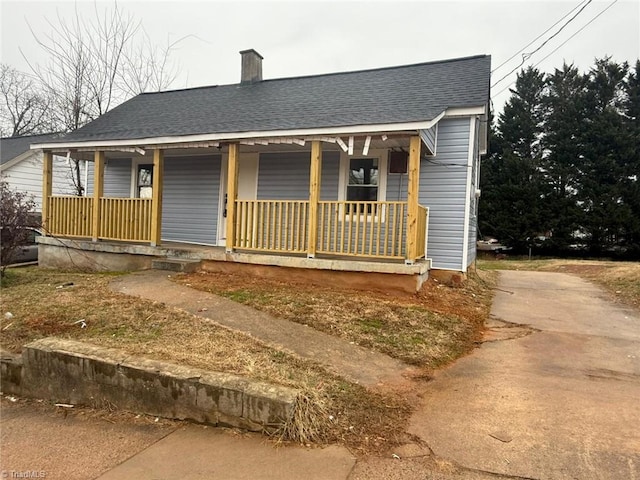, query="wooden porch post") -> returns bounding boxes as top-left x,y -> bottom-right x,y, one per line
225,143 -> 239,253
307,140 -> 322,258
150,149 -> 164,246
406,135 -> 421,263
41,151 -> 53,235
92,151 -> 105,242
